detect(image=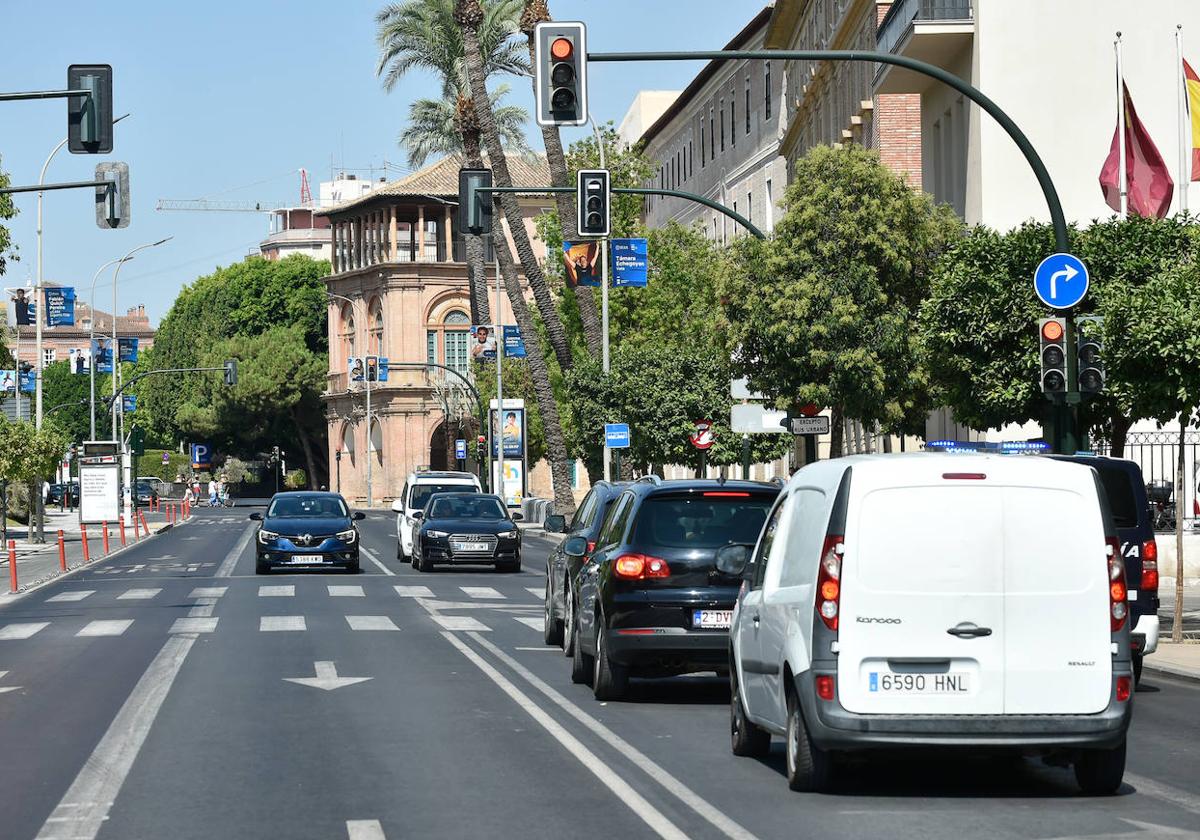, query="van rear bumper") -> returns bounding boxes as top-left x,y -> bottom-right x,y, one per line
796,669 -> 1132,751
